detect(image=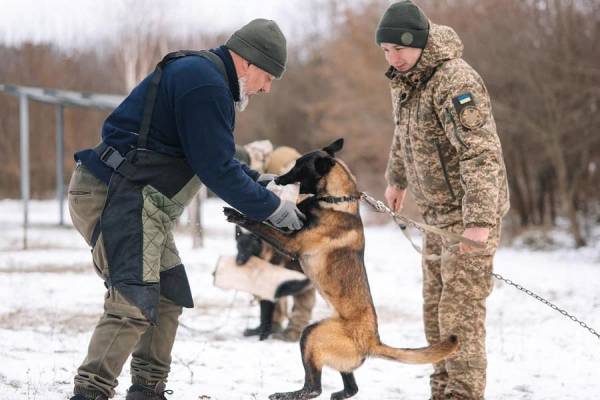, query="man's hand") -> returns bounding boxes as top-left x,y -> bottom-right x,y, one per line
267,199 -> 305,231
384,184 -> 406,212
460,227 -> 489,254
